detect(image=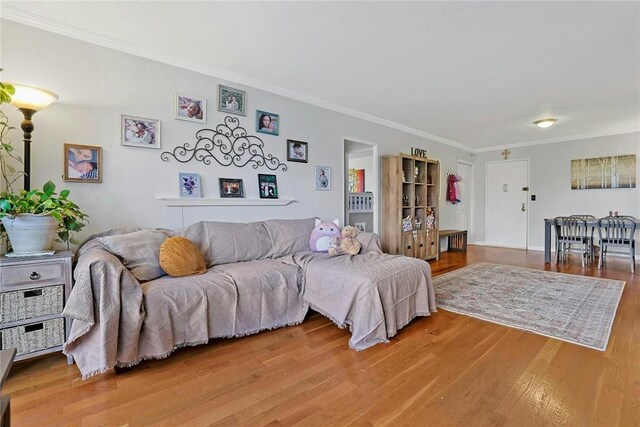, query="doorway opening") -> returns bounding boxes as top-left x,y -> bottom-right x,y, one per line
343,138 -> 379,234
